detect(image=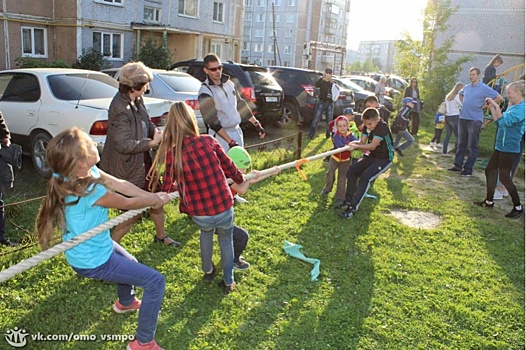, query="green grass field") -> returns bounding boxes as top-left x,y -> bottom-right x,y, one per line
0,115 -> 524,349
